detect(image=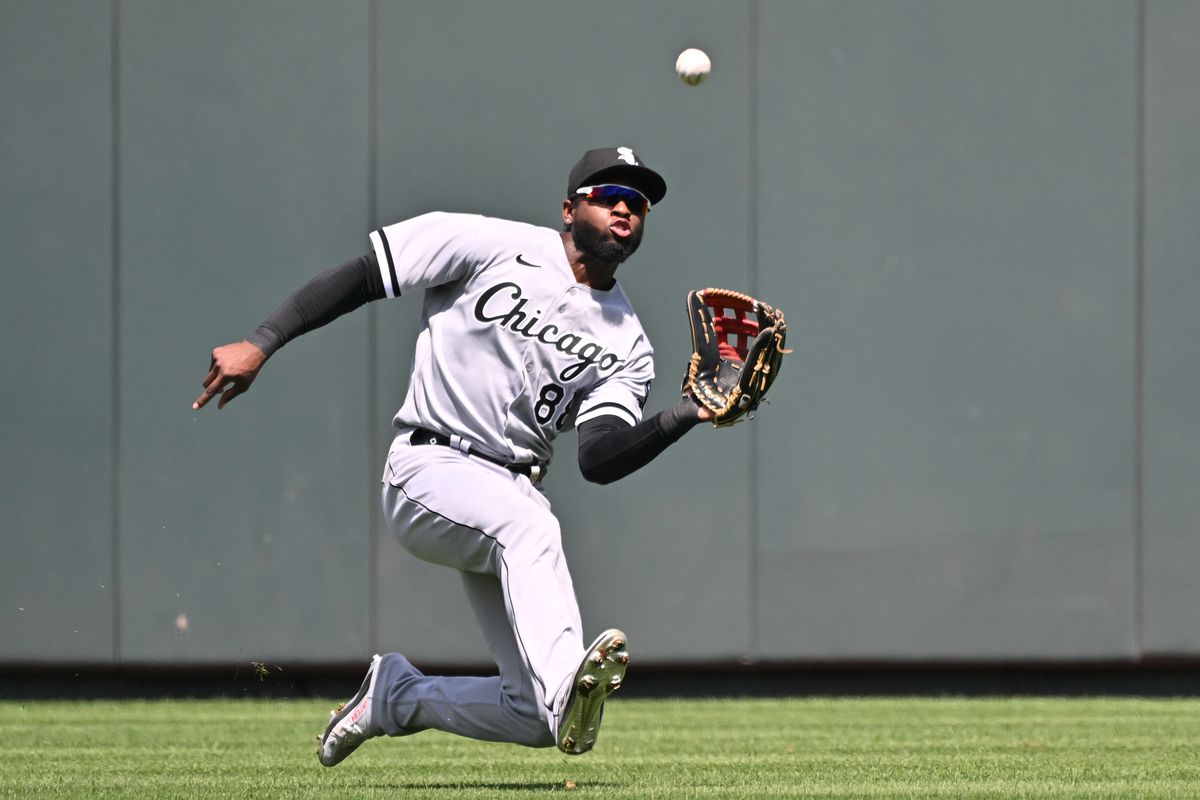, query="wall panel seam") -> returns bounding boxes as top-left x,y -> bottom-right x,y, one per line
1133,0 -> 1146,658
110,0 -> 122,667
